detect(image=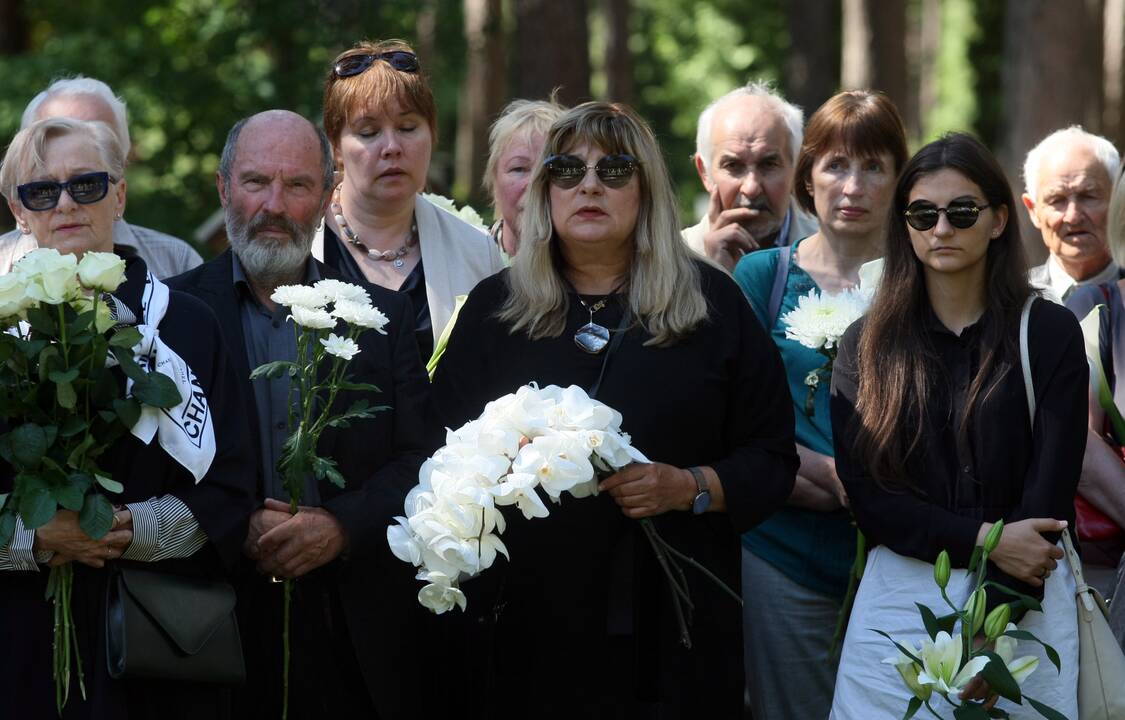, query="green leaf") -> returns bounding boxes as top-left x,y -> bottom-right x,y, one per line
986,707 -> 1010,718
1024,696 -> 1068,720
1002,629 -> 1061,673
968,545 -> 984,573
65,433 -> 96,469
10,423 -> 48,469
70,309 -> 95,334
870,629 -> 923,665
0,511 -> 15,546
982,582 -> 1043,613
36,344 -> 61,382
78,493 -> 114,539
330,380 -> 382,393
25,305 -> 57,336
953,702 -> 992,720
108,327 -> 142,348
113,397 -> 141,428
51,483 -> 85,511
110,347 -> 149,382
312,456 -> 347,489
48,368 -> 80,385
55,380 -> 76,409
249,360 -> 299,380
67,473 -> 94,494
19,486 -> 56,529
19,338 -> 48,358
980,652 -> 1021,703
916,603 -> 942,640
0,492 -> 7,509
902,696 -> 922,720
59,416 -> 89,438
0,435 -> 13,465
95,474 -> 124,494
133,373 -> 182,408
